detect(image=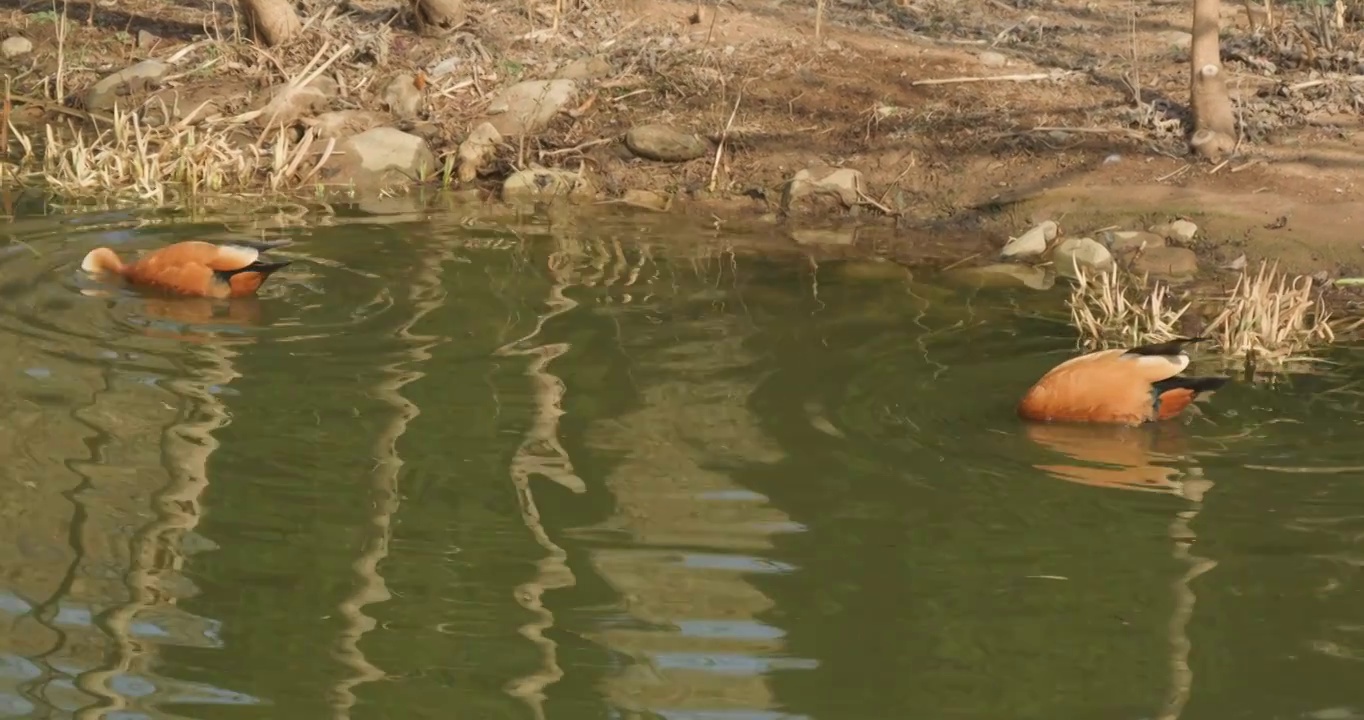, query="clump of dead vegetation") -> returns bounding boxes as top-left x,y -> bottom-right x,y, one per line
0,0 -> 782,203
1203,260 -> 1336,363
5,105 -> 318,202
1068,265 -> 1190,352
1068,260 -> 1337,367
0,1 -> 474,200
